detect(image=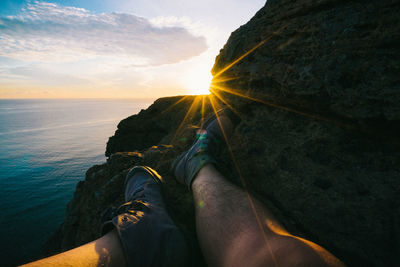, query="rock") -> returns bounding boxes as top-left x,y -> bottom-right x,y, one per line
209,0 -> 400,266
105,95 -> 214,157
211,0 -> 400,140
45,1 -> 400,266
